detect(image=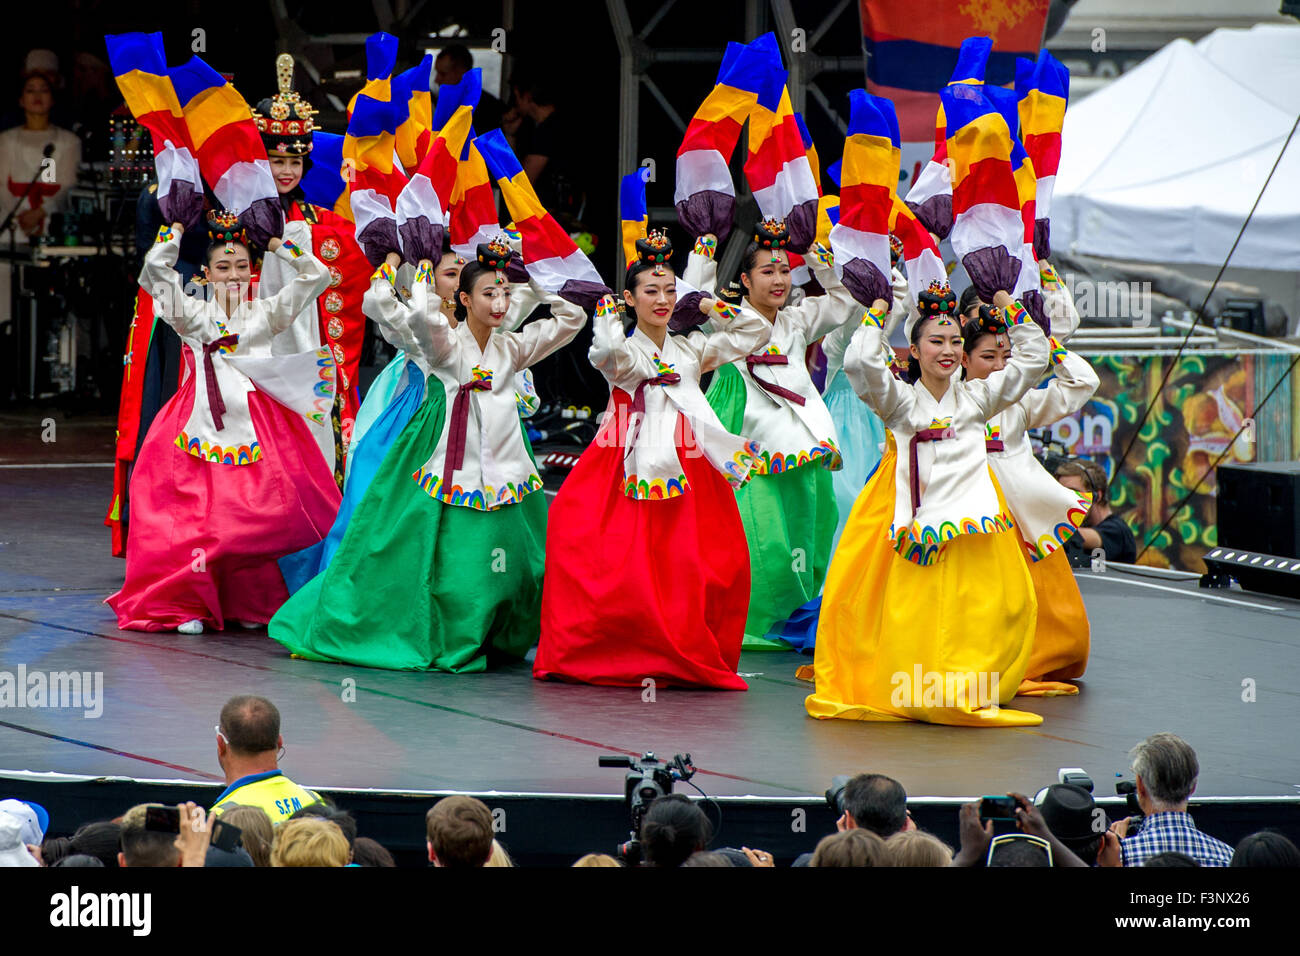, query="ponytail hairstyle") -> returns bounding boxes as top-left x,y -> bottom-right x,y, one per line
959,305 -> 1008,380
455,237 -> 512,323
739,217 -> 791,275
905,279 -> 959,383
